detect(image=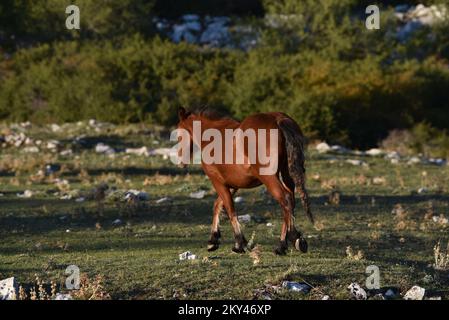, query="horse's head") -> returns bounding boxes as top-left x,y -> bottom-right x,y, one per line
176,107 -> 196,167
